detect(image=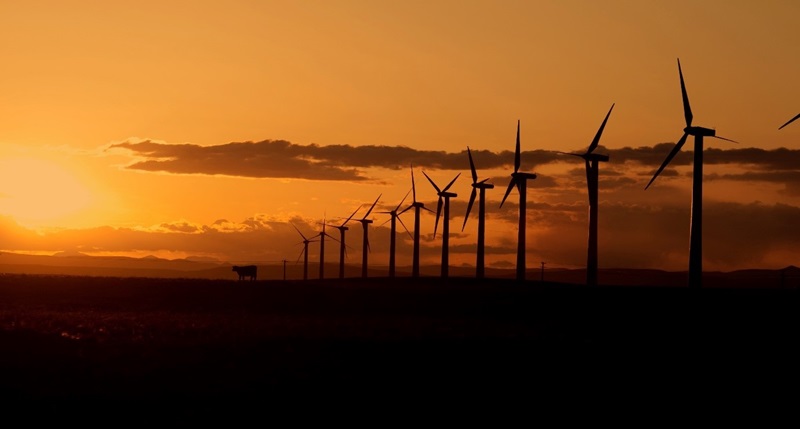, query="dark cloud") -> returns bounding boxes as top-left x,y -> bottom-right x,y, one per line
110,139 -> 800,184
